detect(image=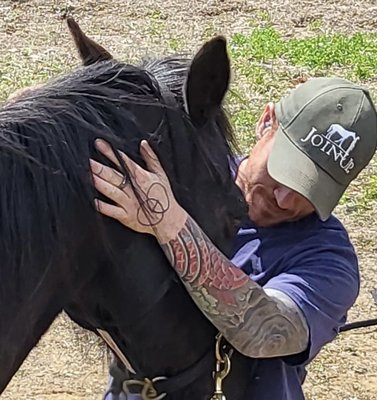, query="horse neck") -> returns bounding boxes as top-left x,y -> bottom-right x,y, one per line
64,115 -> 221,396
